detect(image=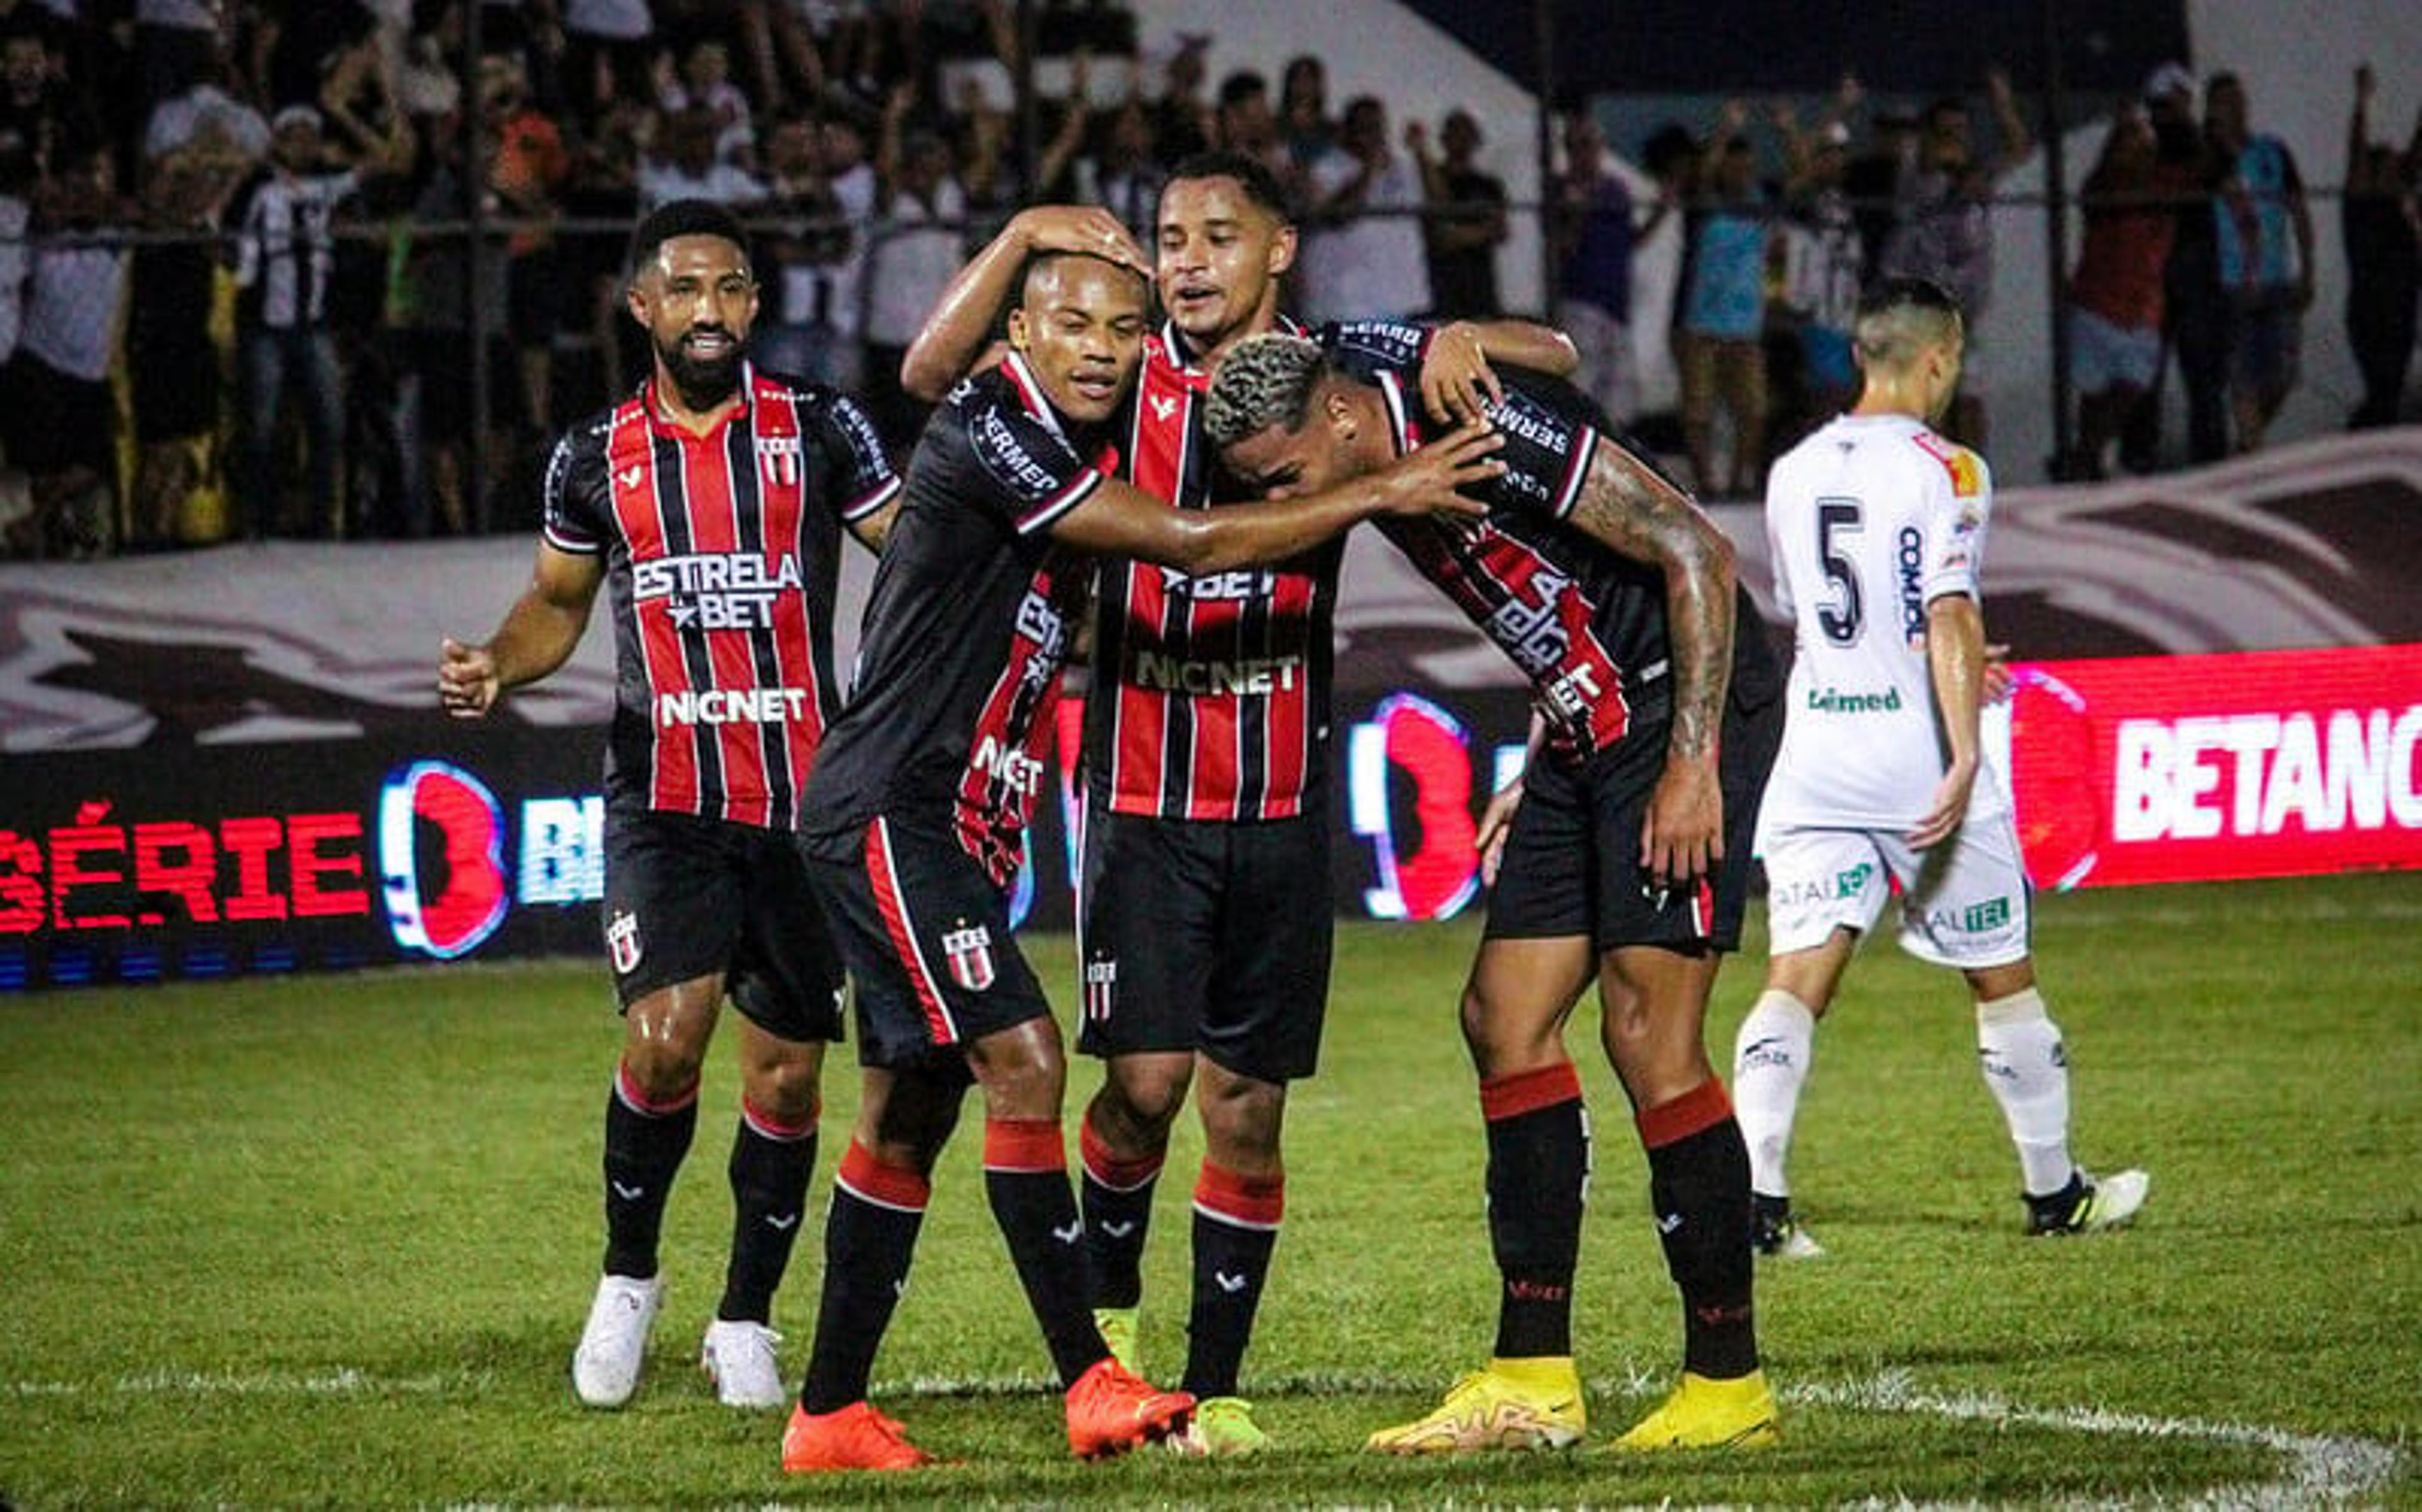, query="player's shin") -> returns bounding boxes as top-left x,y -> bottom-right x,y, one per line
800,1140 -> 928,1413
1638,1078 -> 1758,1378
1731,990 -> 1818,1199
983,1116 -> 1106,1385
1079,1108 -> 1165,1311
1182,1161 -> 1283,1398
1480,1062 -> 1590,1359
722,1098 -> 818,1322
1975,987 -> 2076,1197
603,1061 -> 701,1279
